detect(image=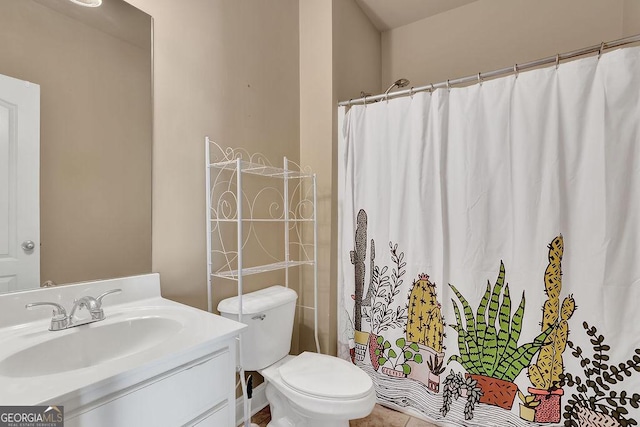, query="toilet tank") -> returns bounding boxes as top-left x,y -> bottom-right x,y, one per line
217,285 -> 297,371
